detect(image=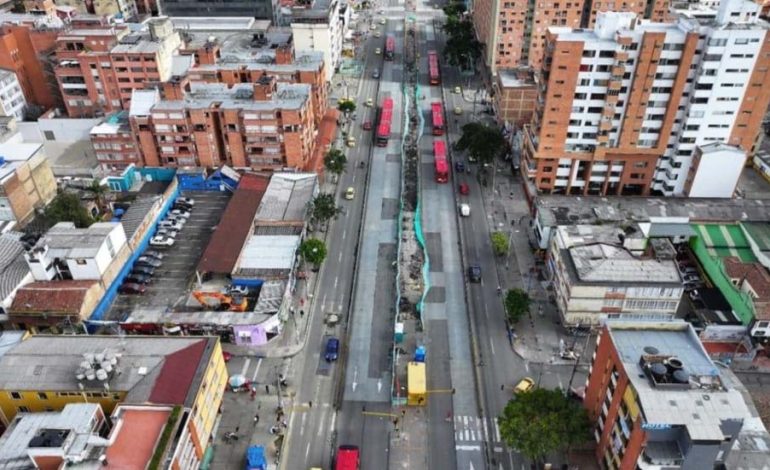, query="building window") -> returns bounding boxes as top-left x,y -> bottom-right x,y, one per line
37,392 -> 47,400
76,259 -> 87,265
9,392 -> 22,400
17,406 -> 29,413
